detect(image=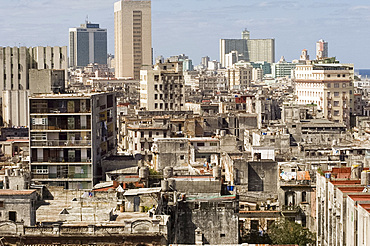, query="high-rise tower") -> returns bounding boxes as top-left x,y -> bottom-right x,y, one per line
69,22 -> 107,68
316,39 -> 328,59
114,0 -> 152,79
